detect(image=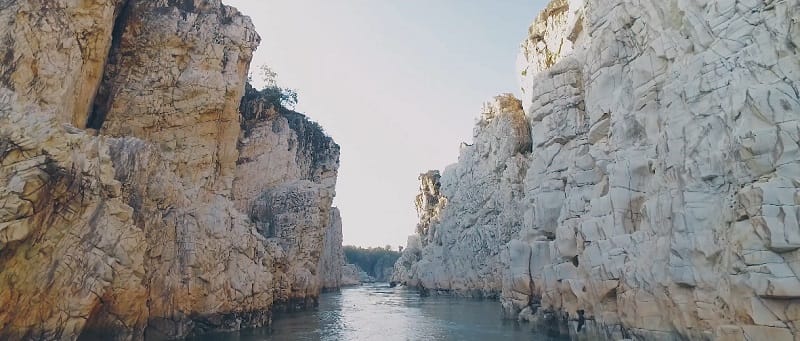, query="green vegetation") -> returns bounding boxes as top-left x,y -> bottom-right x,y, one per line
343,246 -> 401,279
249,64 -> 298,110
240,65 -> 336,169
